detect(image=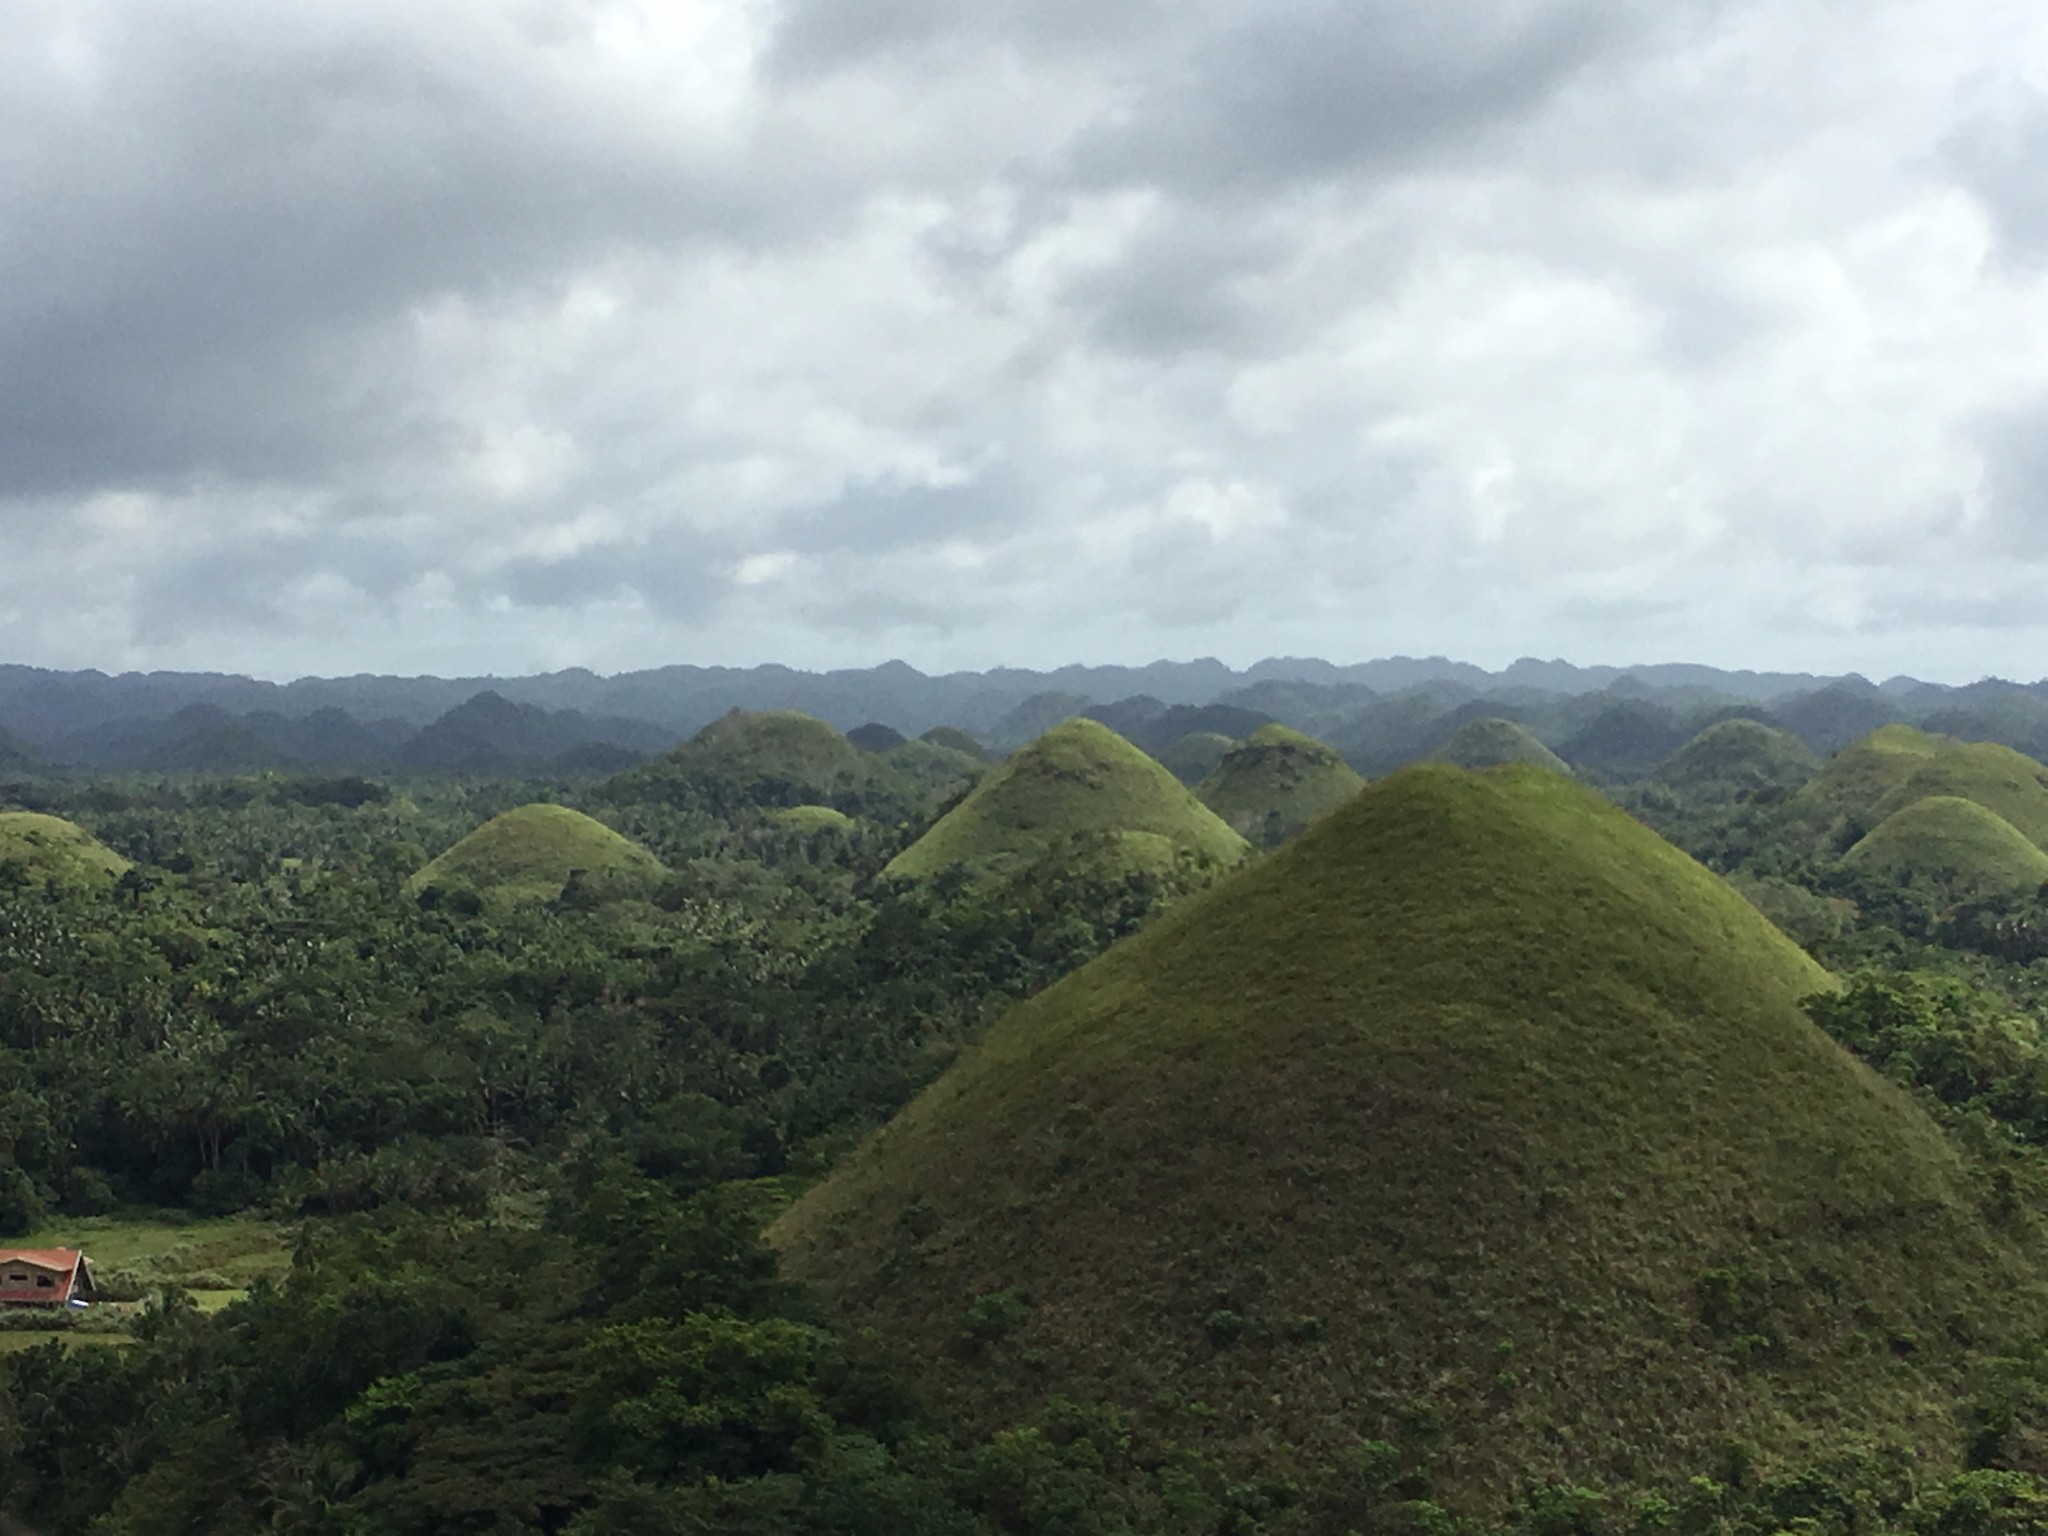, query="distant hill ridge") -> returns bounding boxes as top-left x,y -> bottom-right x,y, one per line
12,659 -> 2048,779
